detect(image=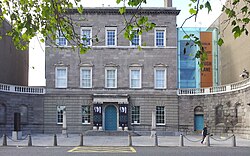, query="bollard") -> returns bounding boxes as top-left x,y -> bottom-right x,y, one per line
2,134 -> 7,146
179,134 -> 184,147
79,133 -> 83,146
231,134 -> 236,147
206,135 -> 210,147
53,134 -> 57,146
28,134 -> 32,146
128,133 -> 132,146
154,133 -> 158,147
